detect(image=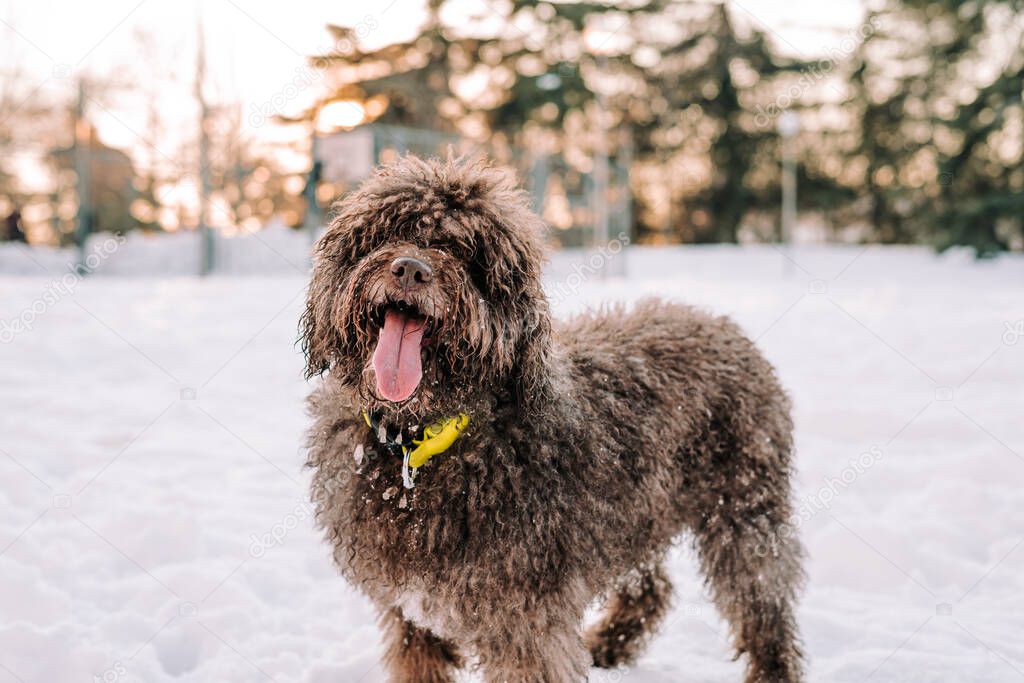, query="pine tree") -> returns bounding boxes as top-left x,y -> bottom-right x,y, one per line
849,0 -> 1024,254
301,1 -> 814,245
